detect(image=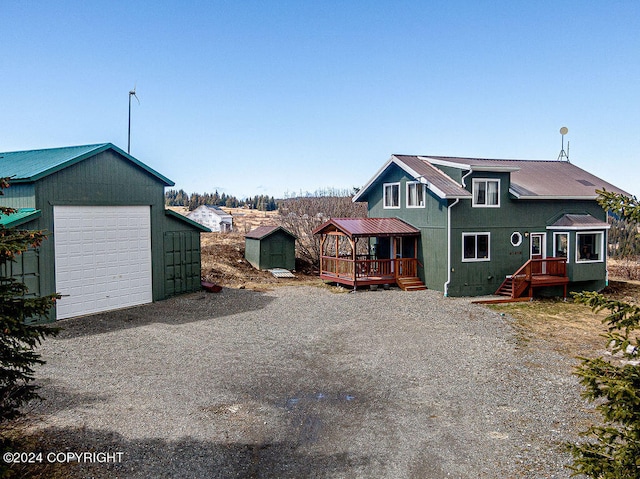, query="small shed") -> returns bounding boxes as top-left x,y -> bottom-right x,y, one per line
245,225 -> 296,271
